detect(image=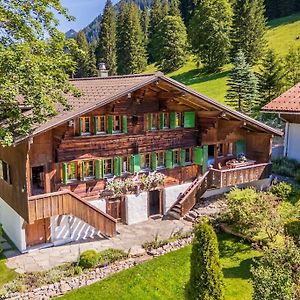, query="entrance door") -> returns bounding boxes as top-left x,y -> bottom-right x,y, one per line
148,190 -> 162,217
106,198 -> 124,222
25,218 -> 50,247
31,165 -> 45,195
